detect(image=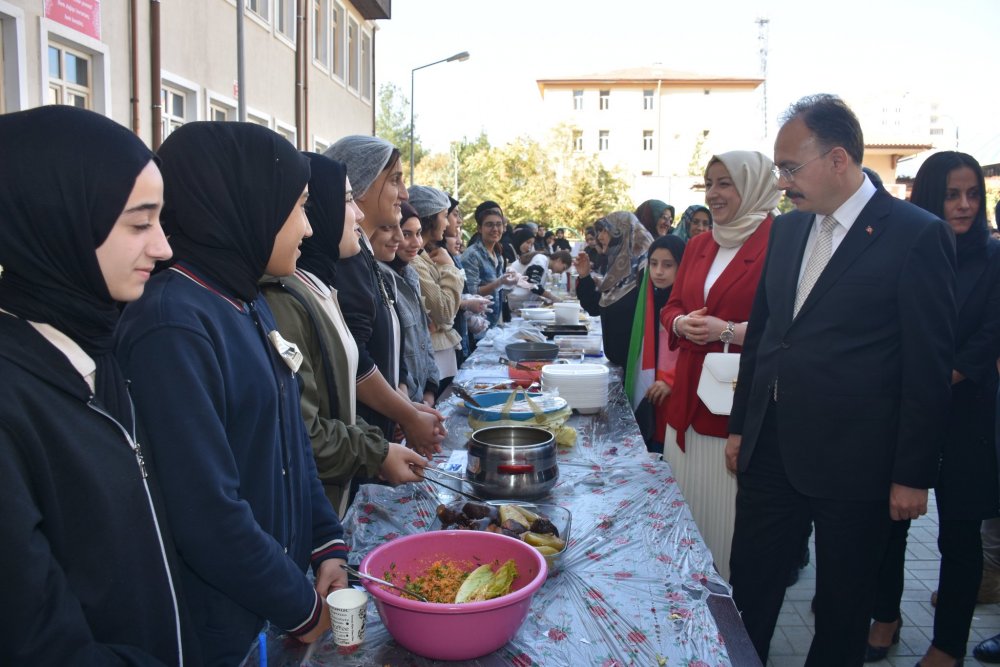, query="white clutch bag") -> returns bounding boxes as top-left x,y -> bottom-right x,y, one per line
696,343 -> 741,416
